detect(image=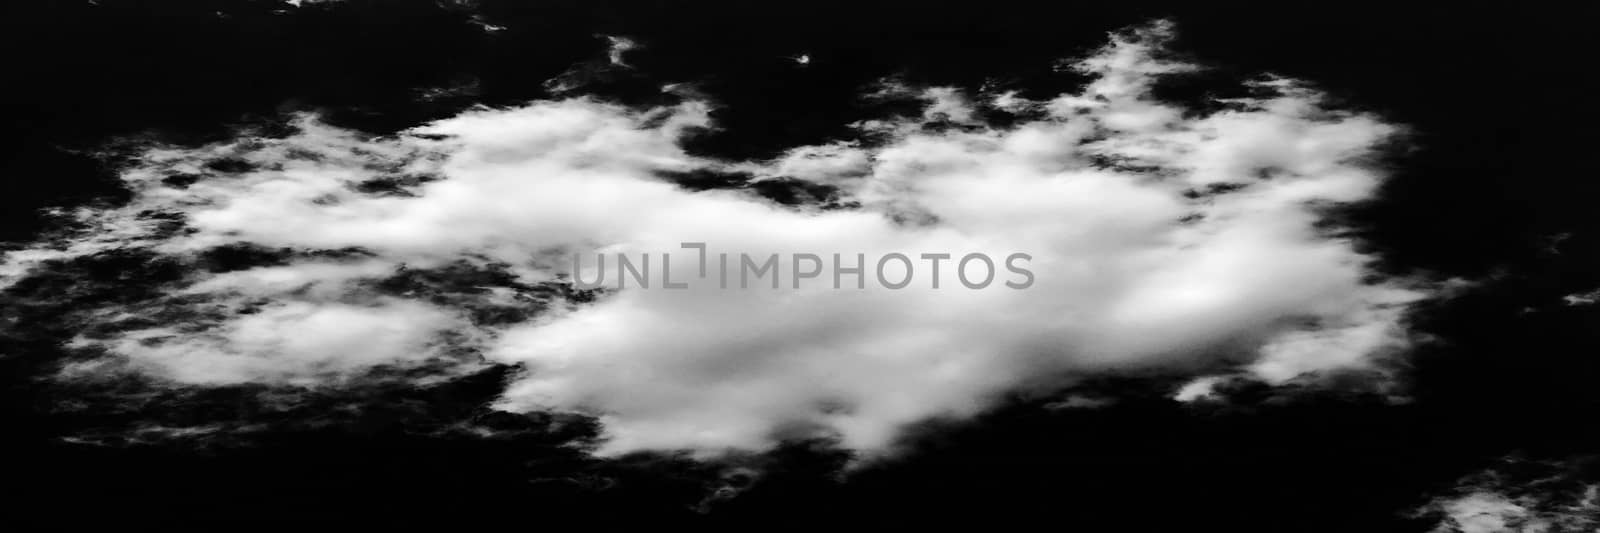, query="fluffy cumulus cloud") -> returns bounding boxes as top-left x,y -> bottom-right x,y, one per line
1,22 -> 1426,455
